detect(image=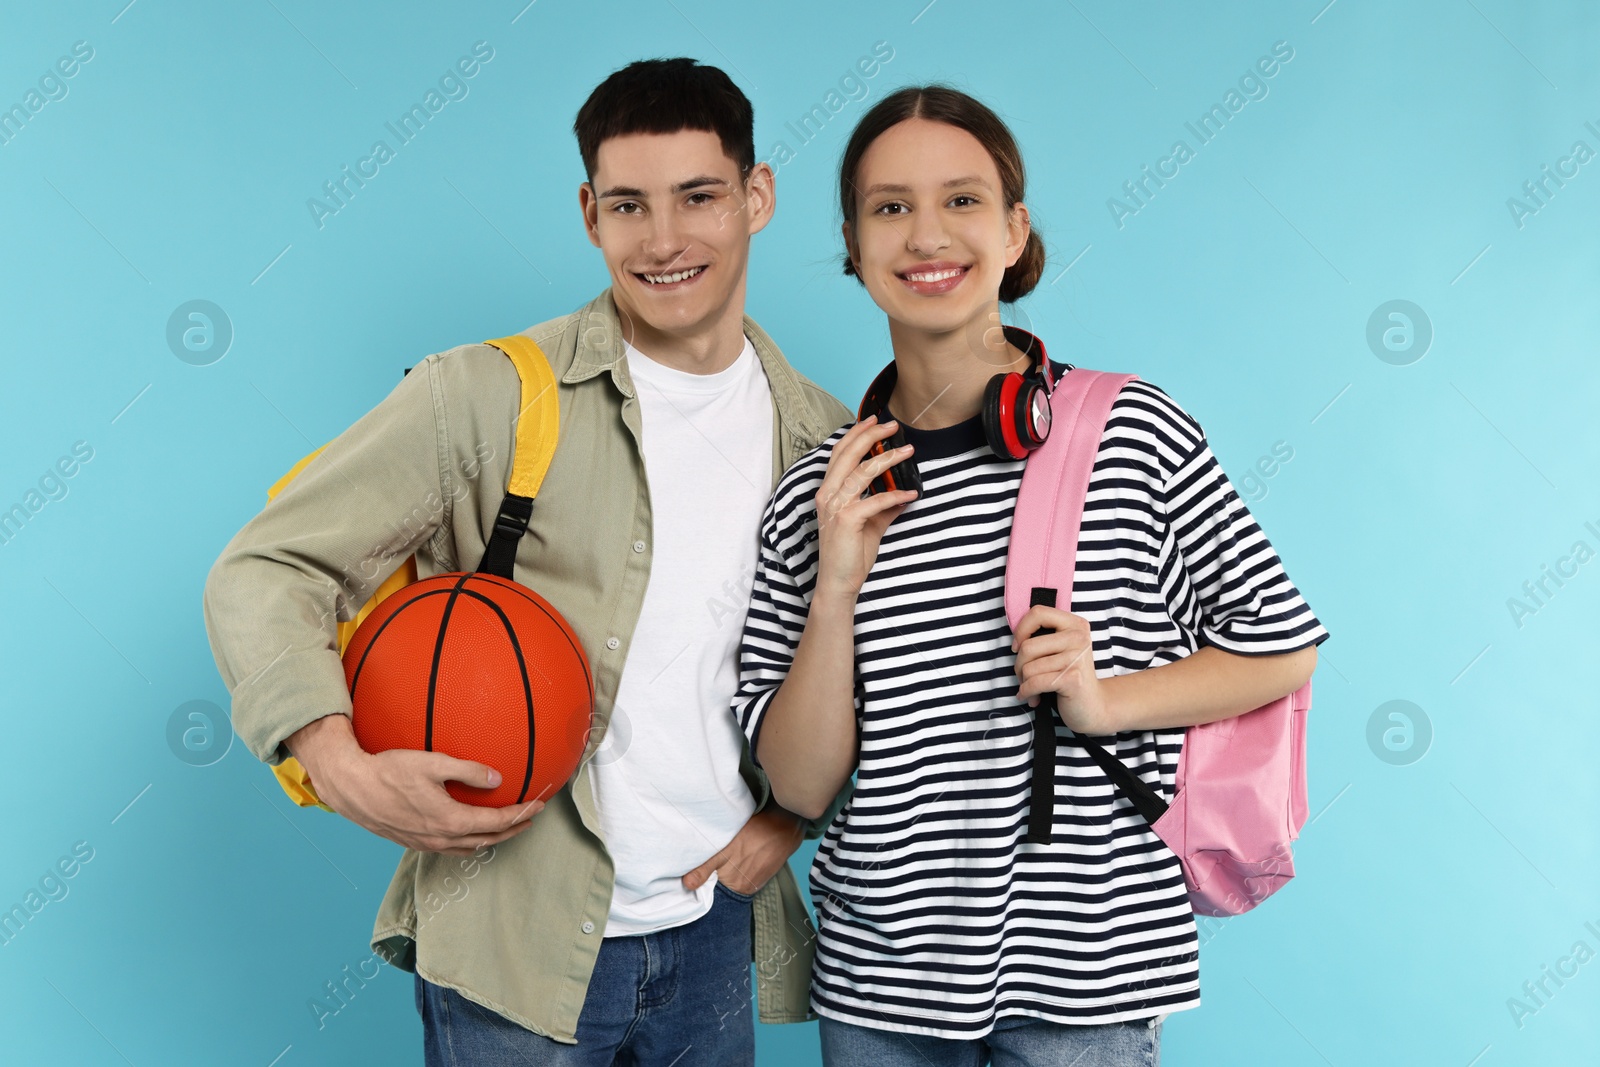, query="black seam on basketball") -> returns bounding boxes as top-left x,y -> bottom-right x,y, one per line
463,574 -> 595,704
453,587 -> 538,805
348,587 -> 461,696
425,574 -> 475,752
